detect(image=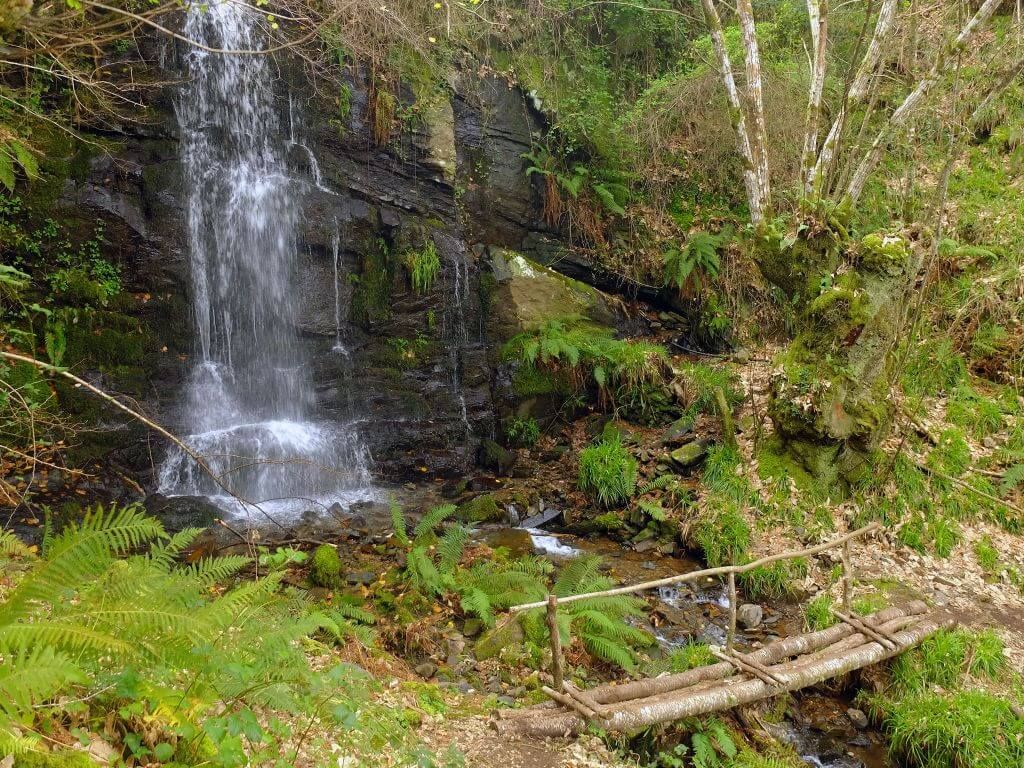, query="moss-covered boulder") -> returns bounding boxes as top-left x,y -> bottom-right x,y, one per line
486,248 -> 619,341
458,493 -> 505,523
310,544 -> 342,588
